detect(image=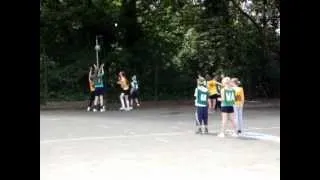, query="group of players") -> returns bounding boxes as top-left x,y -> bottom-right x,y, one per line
86,63 -> 140,112
86,63 -> 244,138
194,74 -> 245,137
